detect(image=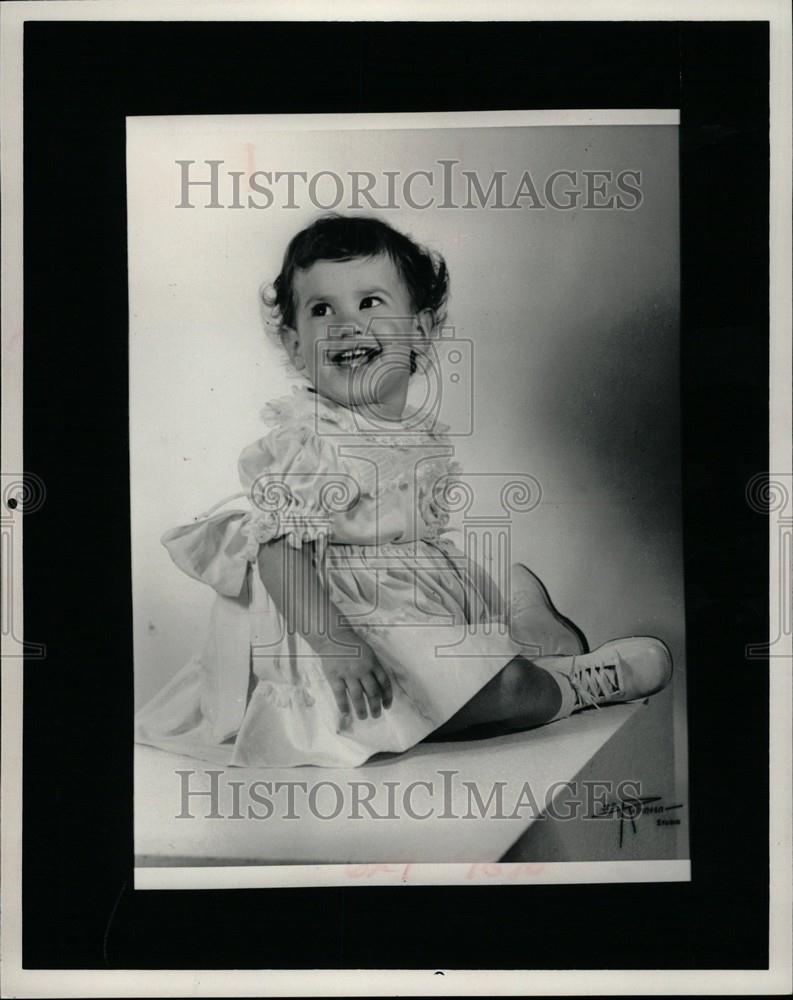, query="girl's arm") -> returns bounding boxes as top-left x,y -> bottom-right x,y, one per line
256,538 -> 393,720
